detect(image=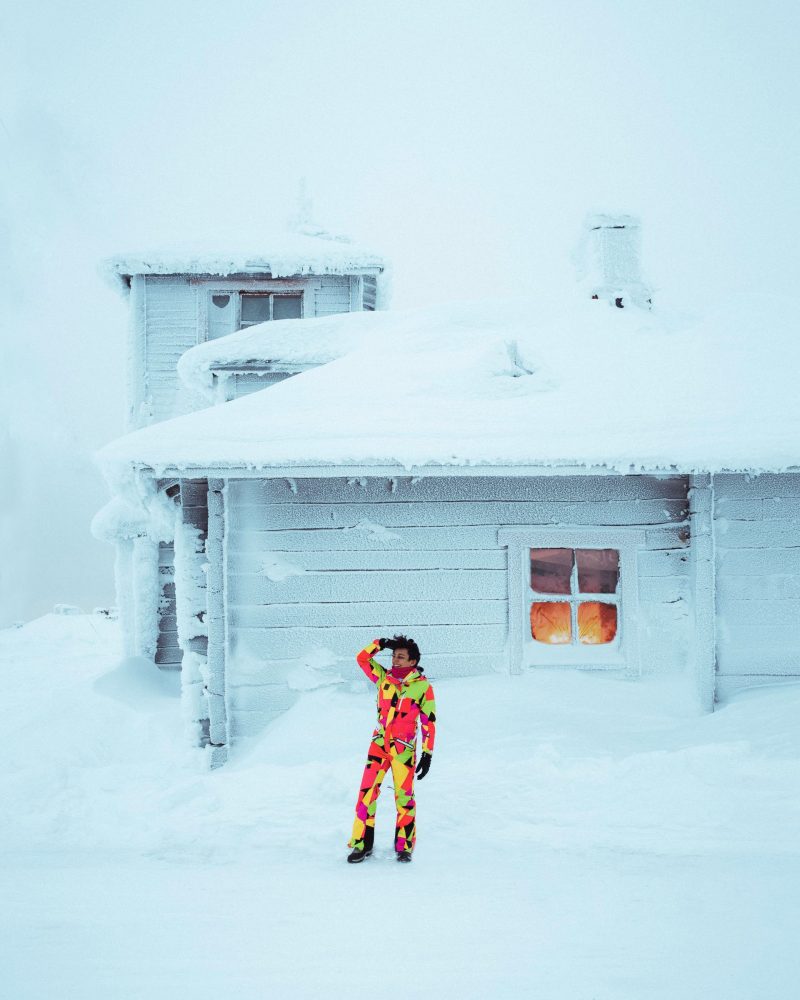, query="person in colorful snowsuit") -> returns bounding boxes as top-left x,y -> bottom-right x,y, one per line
347,636 -> 436,864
